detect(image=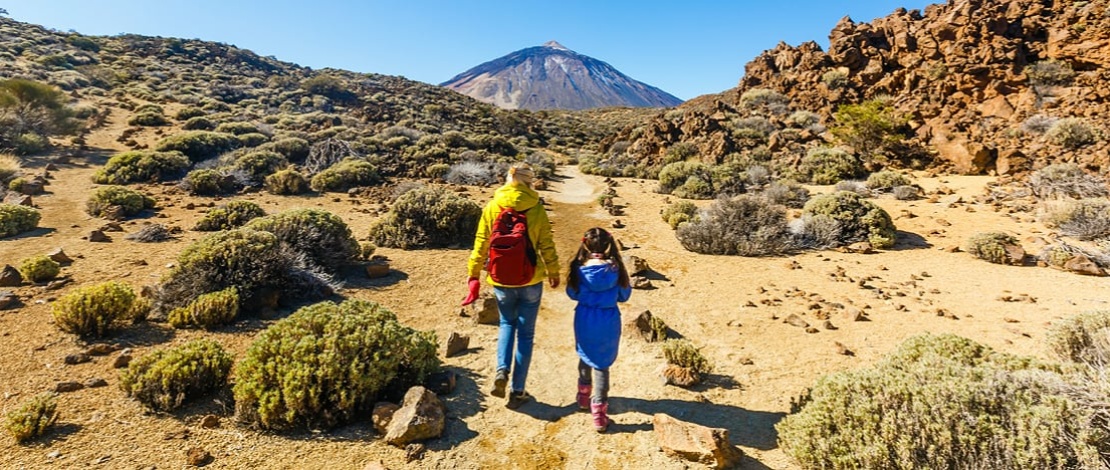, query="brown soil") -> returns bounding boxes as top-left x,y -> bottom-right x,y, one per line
3,129 -> 1108,469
